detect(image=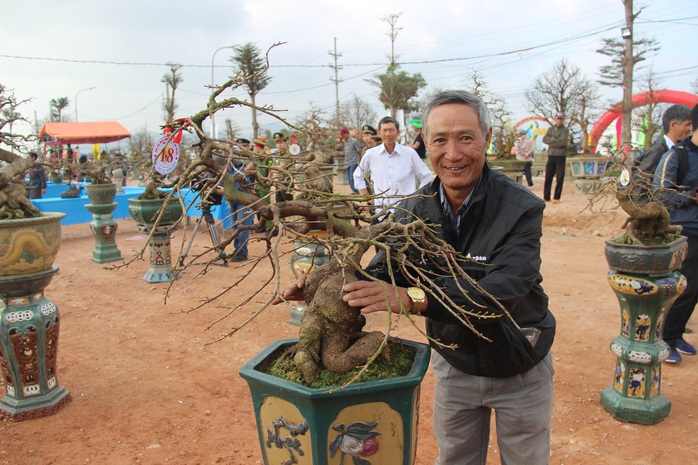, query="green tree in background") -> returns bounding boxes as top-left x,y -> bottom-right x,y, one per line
368,13 -> 426,119
50,97 -> 70,122
230,43 -> 272,139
